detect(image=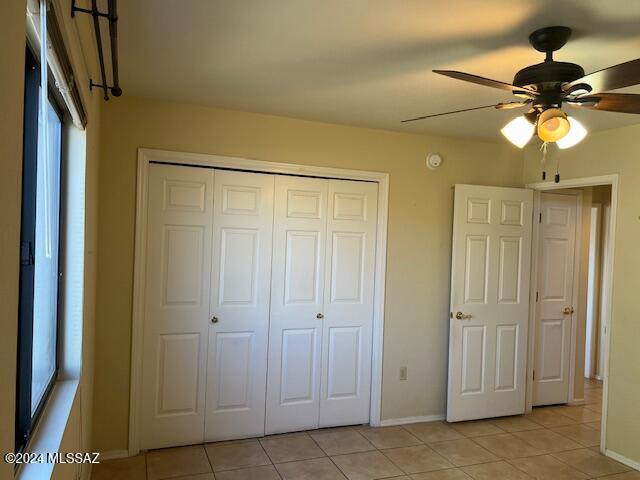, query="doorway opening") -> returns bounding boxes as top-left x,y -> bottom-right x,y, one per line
444,177 -> 629,472
526,175 -> 617,455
